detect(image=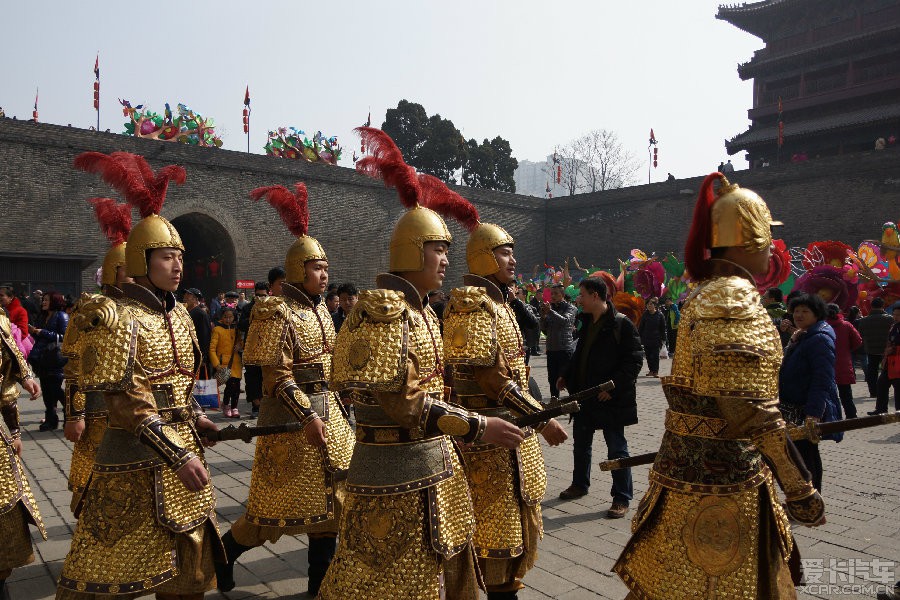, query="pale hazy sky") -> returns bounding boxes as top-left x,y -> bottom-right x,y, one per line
1,1 -> 761,184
